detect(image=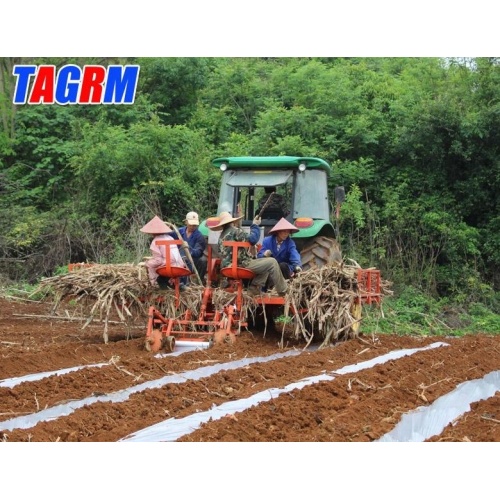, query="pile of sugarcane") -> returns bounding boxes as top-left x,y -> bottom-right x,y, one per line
34,264 -> 187,342
281,261 -> 392,348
